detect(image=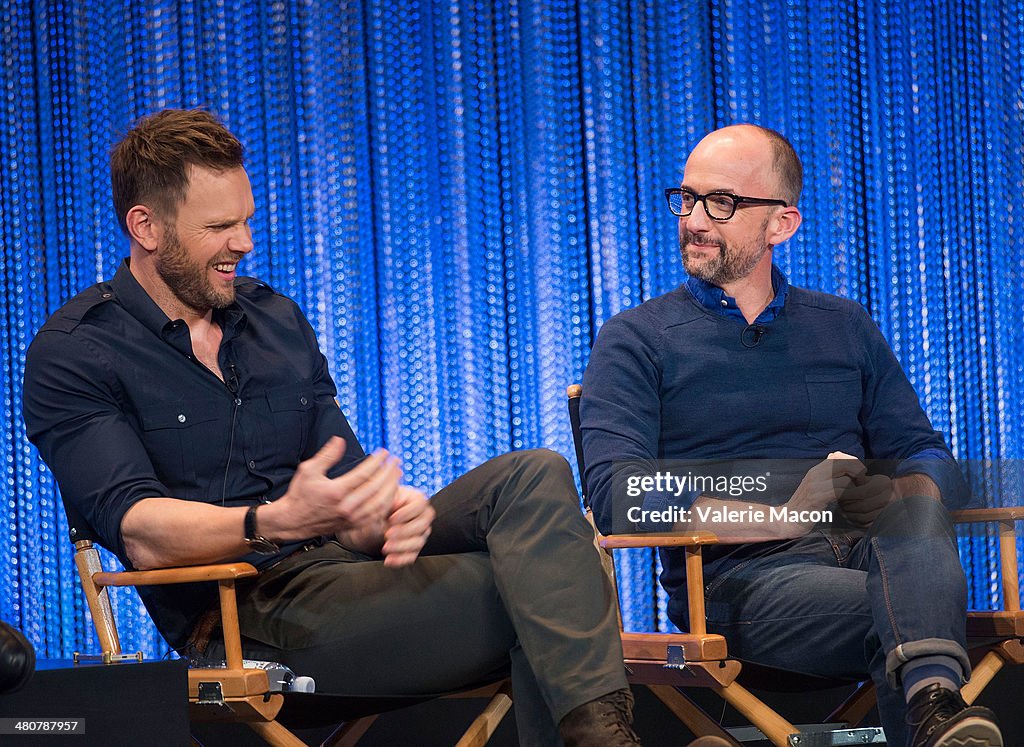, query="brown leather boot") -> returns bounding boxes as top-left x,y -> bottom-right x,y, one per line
558,688 -> 642,746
